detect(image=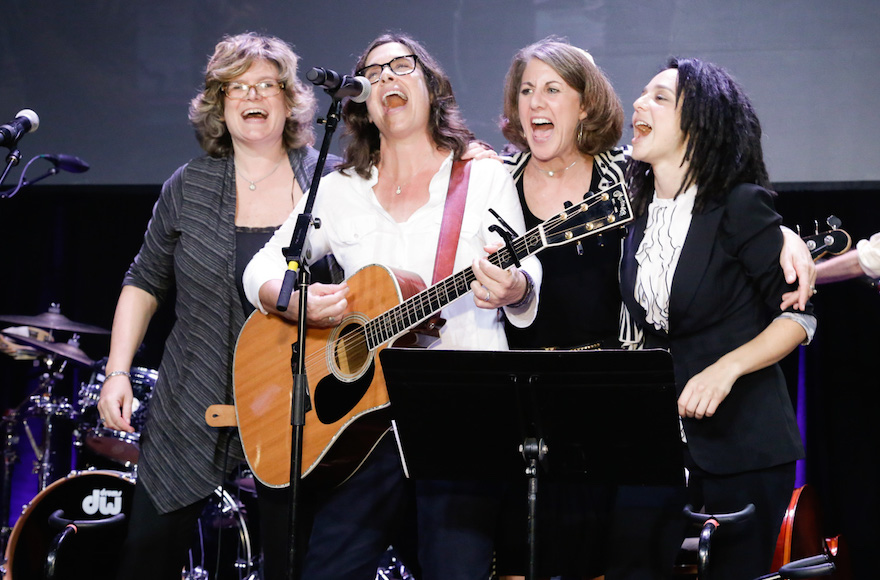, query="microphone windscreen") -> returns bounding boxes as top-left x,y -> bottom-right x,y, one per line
350,77 -> 371,103
16,109 -> 40,133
